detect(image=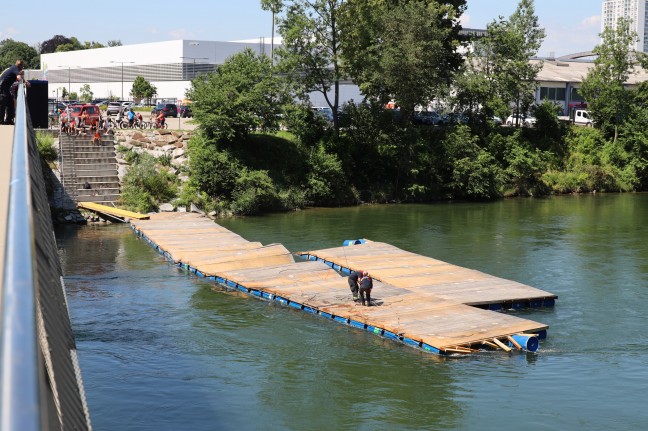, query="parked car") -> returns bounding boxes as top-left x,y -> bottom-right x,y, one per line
179,105 -> 192,118
106,102 -> 123,116
61,103 -> 102,125
506,114 -> 536,127
151,103 -> 178,118
413,111 -> 443,126
492,116 -> 503,126
312,106 -> 333,122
